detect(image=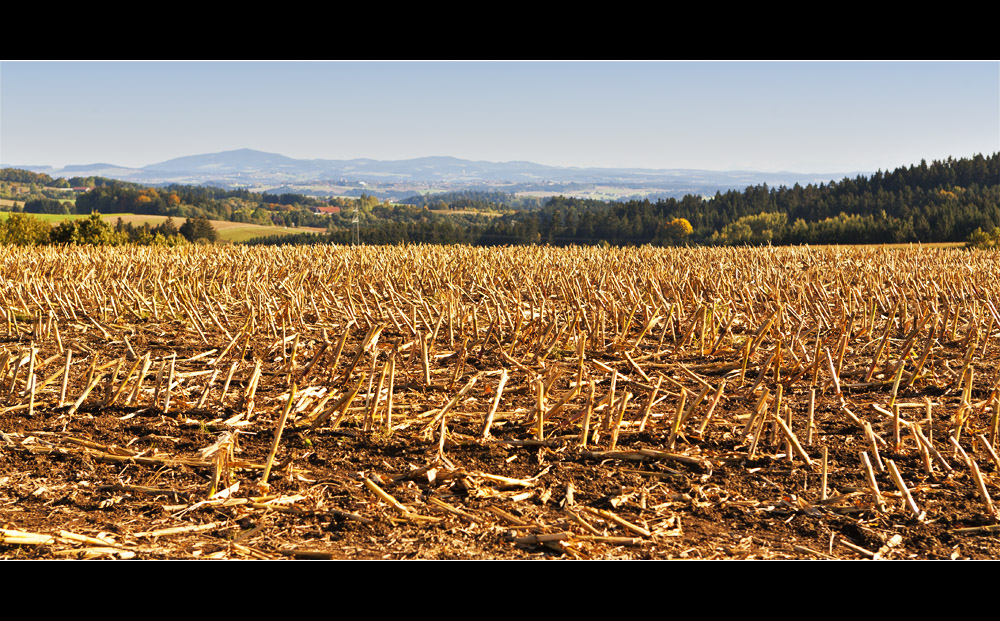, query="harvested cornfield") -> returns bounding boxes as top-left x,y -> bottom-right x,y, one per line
1,244 -> 999,559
